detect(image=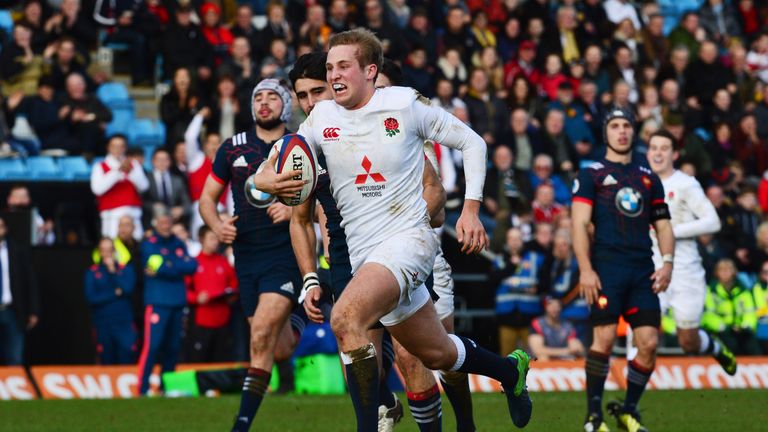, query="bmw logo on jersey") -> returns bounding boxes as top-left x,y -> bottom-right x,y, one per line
615,187 -> 643,217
